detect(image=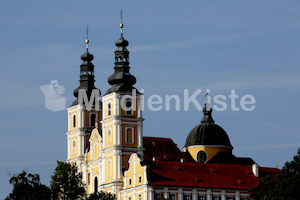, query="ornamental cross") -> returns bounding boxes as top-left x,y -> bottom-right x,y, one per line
86,25 -> 89,39
120,9 -> 123,24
